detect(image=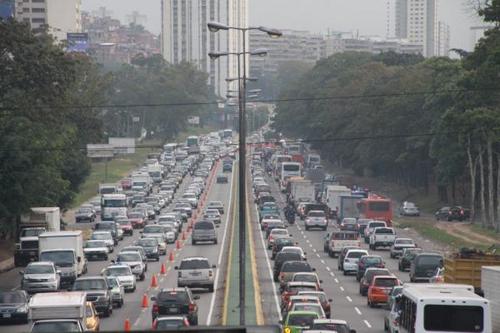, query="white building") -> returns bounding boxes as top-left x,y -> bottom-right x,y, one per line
436,21 -> 450,56
161,0 -> 247,97
395,0 -> 437,57
15,0 -> 82,41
